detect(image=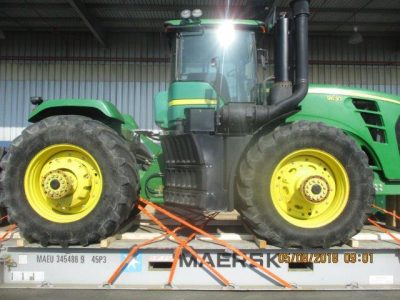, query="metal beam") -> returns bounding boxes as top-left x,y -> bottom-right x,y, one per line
310,21 -> 400,28
100,18 -> 400,28
87,4 -> 399,13
0,3 -> 71,9
84,4 -> 400,15
309,8 -> 400,14
9,17 -> 396,26
67,0 -> 106,46
2,26 -> 399,36
1,18 -> 399,28
0,10 -> 29,30
1,2 -> 400,15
